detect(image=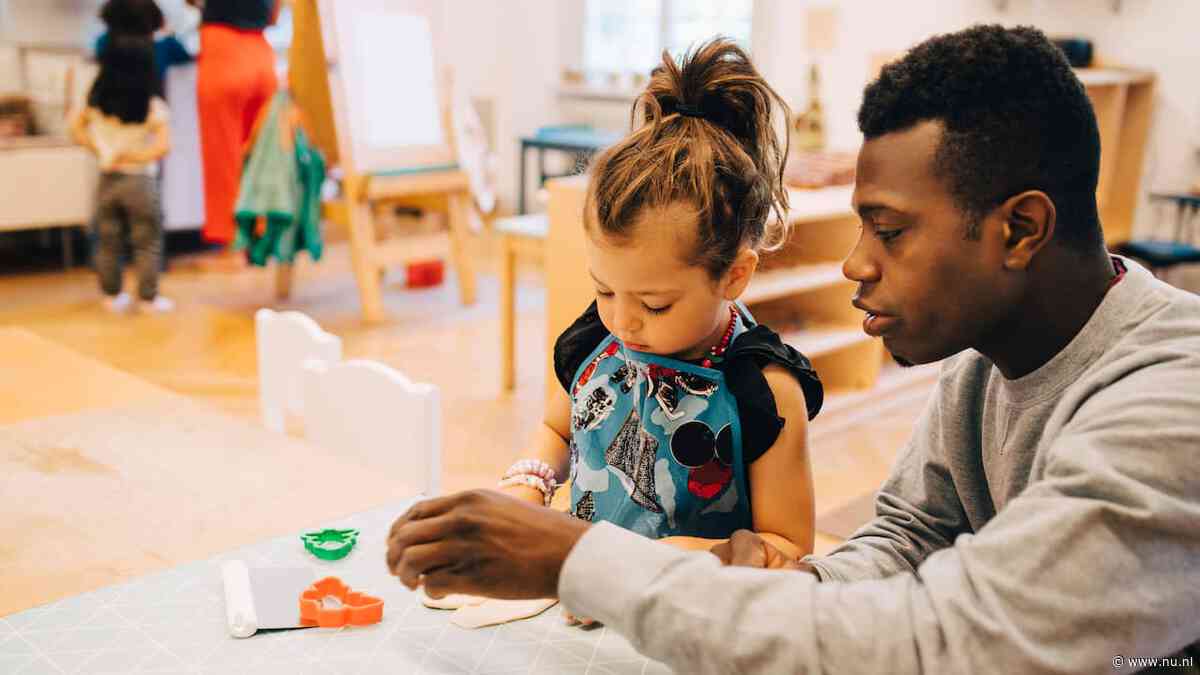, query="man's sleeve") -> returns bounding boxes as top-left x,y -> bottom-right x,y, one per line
806,375 -> 971,582
558,362 -> 1200,674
